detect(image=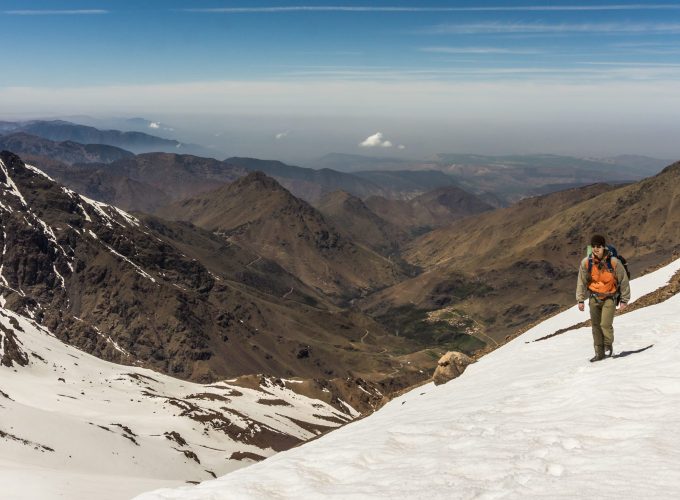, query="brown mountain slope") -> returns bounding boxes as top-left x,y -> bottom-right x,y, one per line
0,151 -> 424,385
360,171 -> 680,345
83,152 -> 247,201
316,190 -> 409,255
160,172 -> 408,300
406,183 -> 619,268
43,161 -> 172,213
11,151 -> 232,214
365,185 -> 494,234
